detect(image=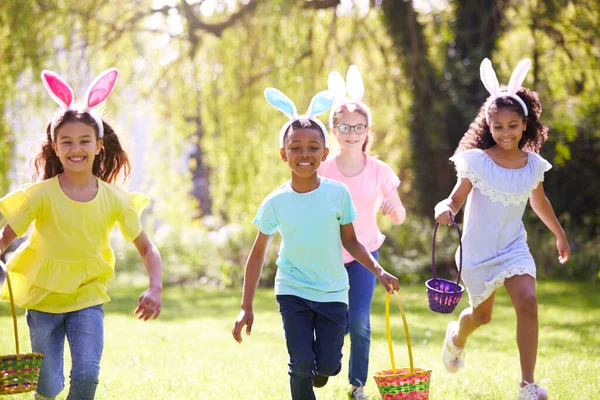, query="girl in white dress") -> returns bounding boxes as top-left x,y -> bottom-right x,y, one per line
434,58 -> 571,400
